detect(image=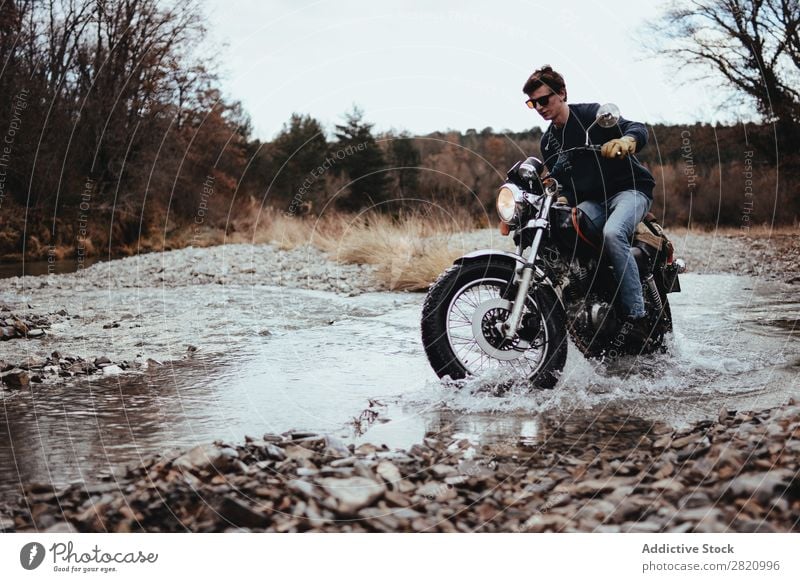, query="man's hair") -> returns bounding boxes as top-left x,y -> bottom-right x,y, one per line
522,65 -> 567,100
